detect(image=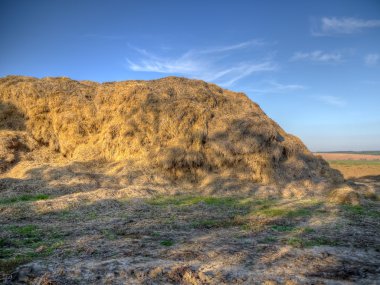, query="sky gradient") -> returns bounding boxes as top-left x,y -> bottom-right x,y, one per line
1,0 -> 379,151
